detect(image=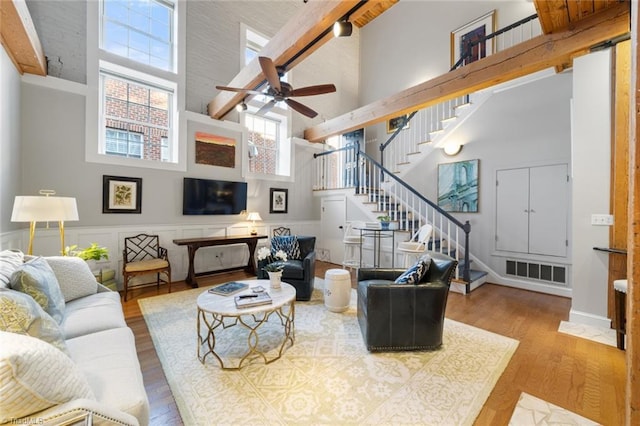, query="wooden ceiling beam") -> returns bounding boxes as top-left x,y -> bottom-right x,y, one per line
0,0 -> 46,75
208,0 -> 397,120
304,1 -> 630,142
